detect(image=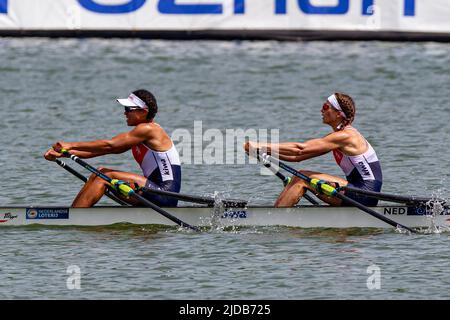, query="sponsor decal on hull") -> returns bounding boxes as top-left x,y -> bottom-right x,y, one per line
26,208 -> 69,220
221,210 -> 247,219
0,212 -> 18,223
